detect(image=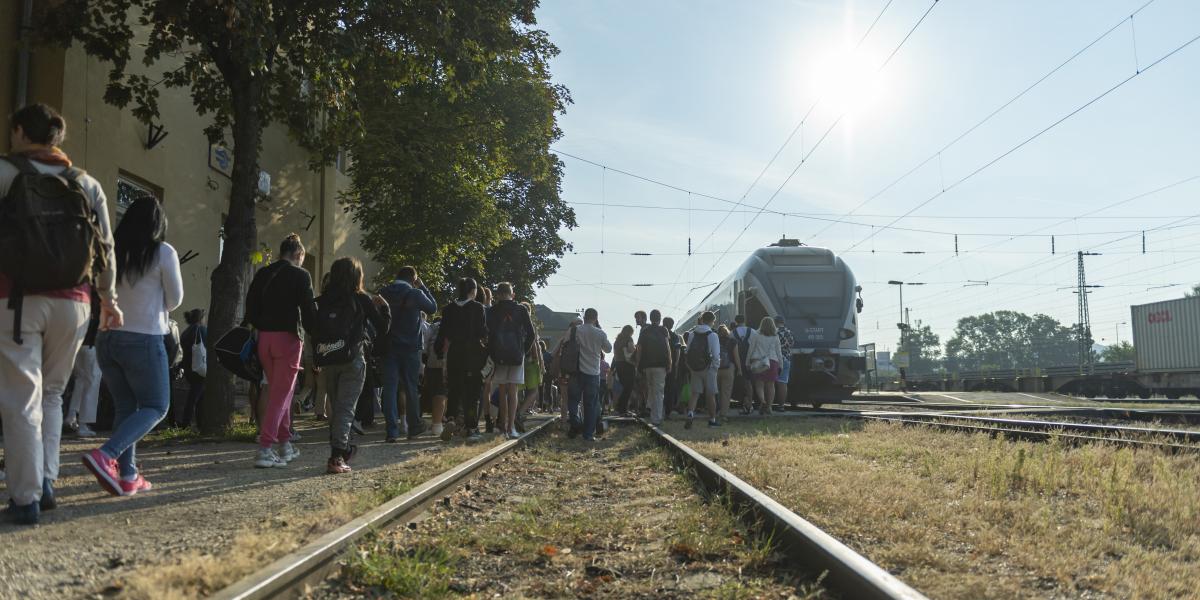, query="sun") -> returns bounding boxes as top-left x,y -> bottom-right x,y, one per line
808,45 -> 891,117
